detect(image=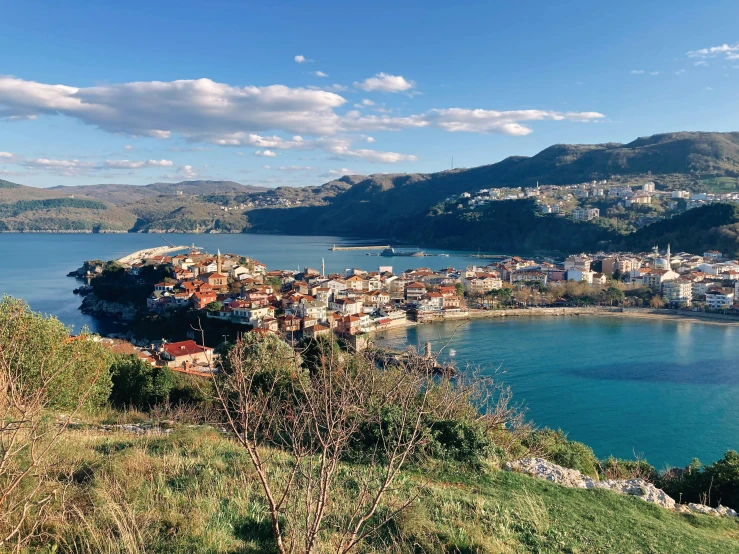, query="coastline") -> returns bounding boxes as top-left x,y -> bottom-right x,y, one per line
390,306 -> 739,331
